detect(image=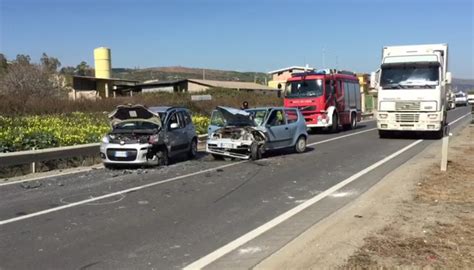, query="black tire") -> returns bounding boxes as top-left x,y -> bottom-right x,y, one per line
294,136 -> 307,153
330,113 -> 339,133
431,128 -> 444,139
104,163 -> 116,170
250,142 -> 261,161
157,148 -> 169,166
378,130 -> 390,139
188,138 -> 198,159
212,154 -> 225,160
